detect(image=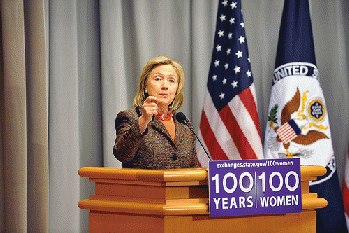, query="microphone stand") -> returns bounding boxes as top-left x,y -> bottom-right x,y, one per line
186,124 -> 213,162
